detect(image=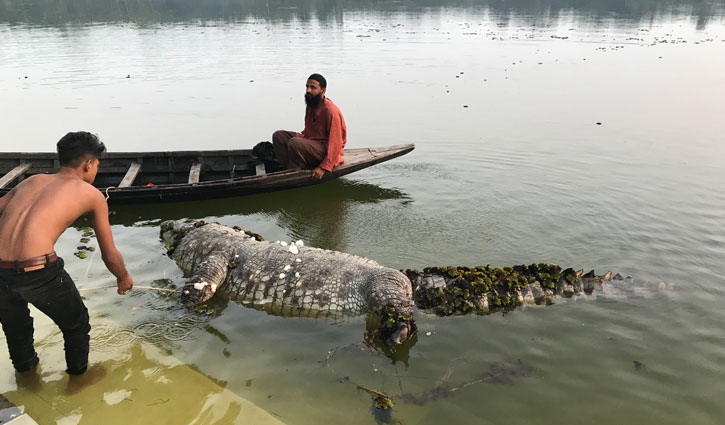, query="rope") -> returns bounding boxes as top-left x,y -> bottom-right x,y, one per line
78,285 -> 180,293
83,238 -> 100,281
104,186 -> 116,201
